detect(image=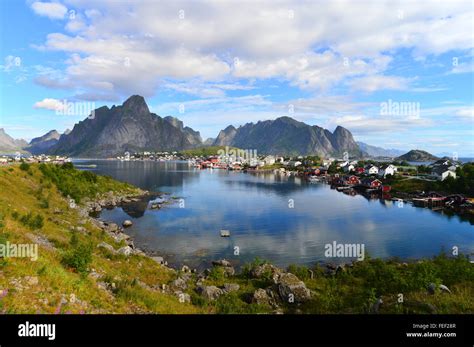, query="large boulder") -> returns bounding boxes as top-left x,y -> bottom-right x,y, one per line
117,246 -> 133,256
97,242 -> 115,253
196,285 -> 223,301
171,277 -> 188,291
251,288 -> 271,305
250,263 -> 281,281
276,273 -> 311,303
103,222 -> 120,233
223,283 -> 240,293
